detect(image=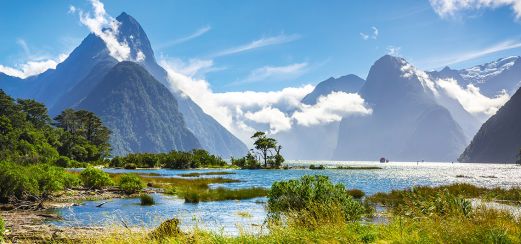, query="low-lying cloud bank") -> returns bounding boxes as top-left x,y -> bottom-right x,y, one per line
159,58 -> 372,143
